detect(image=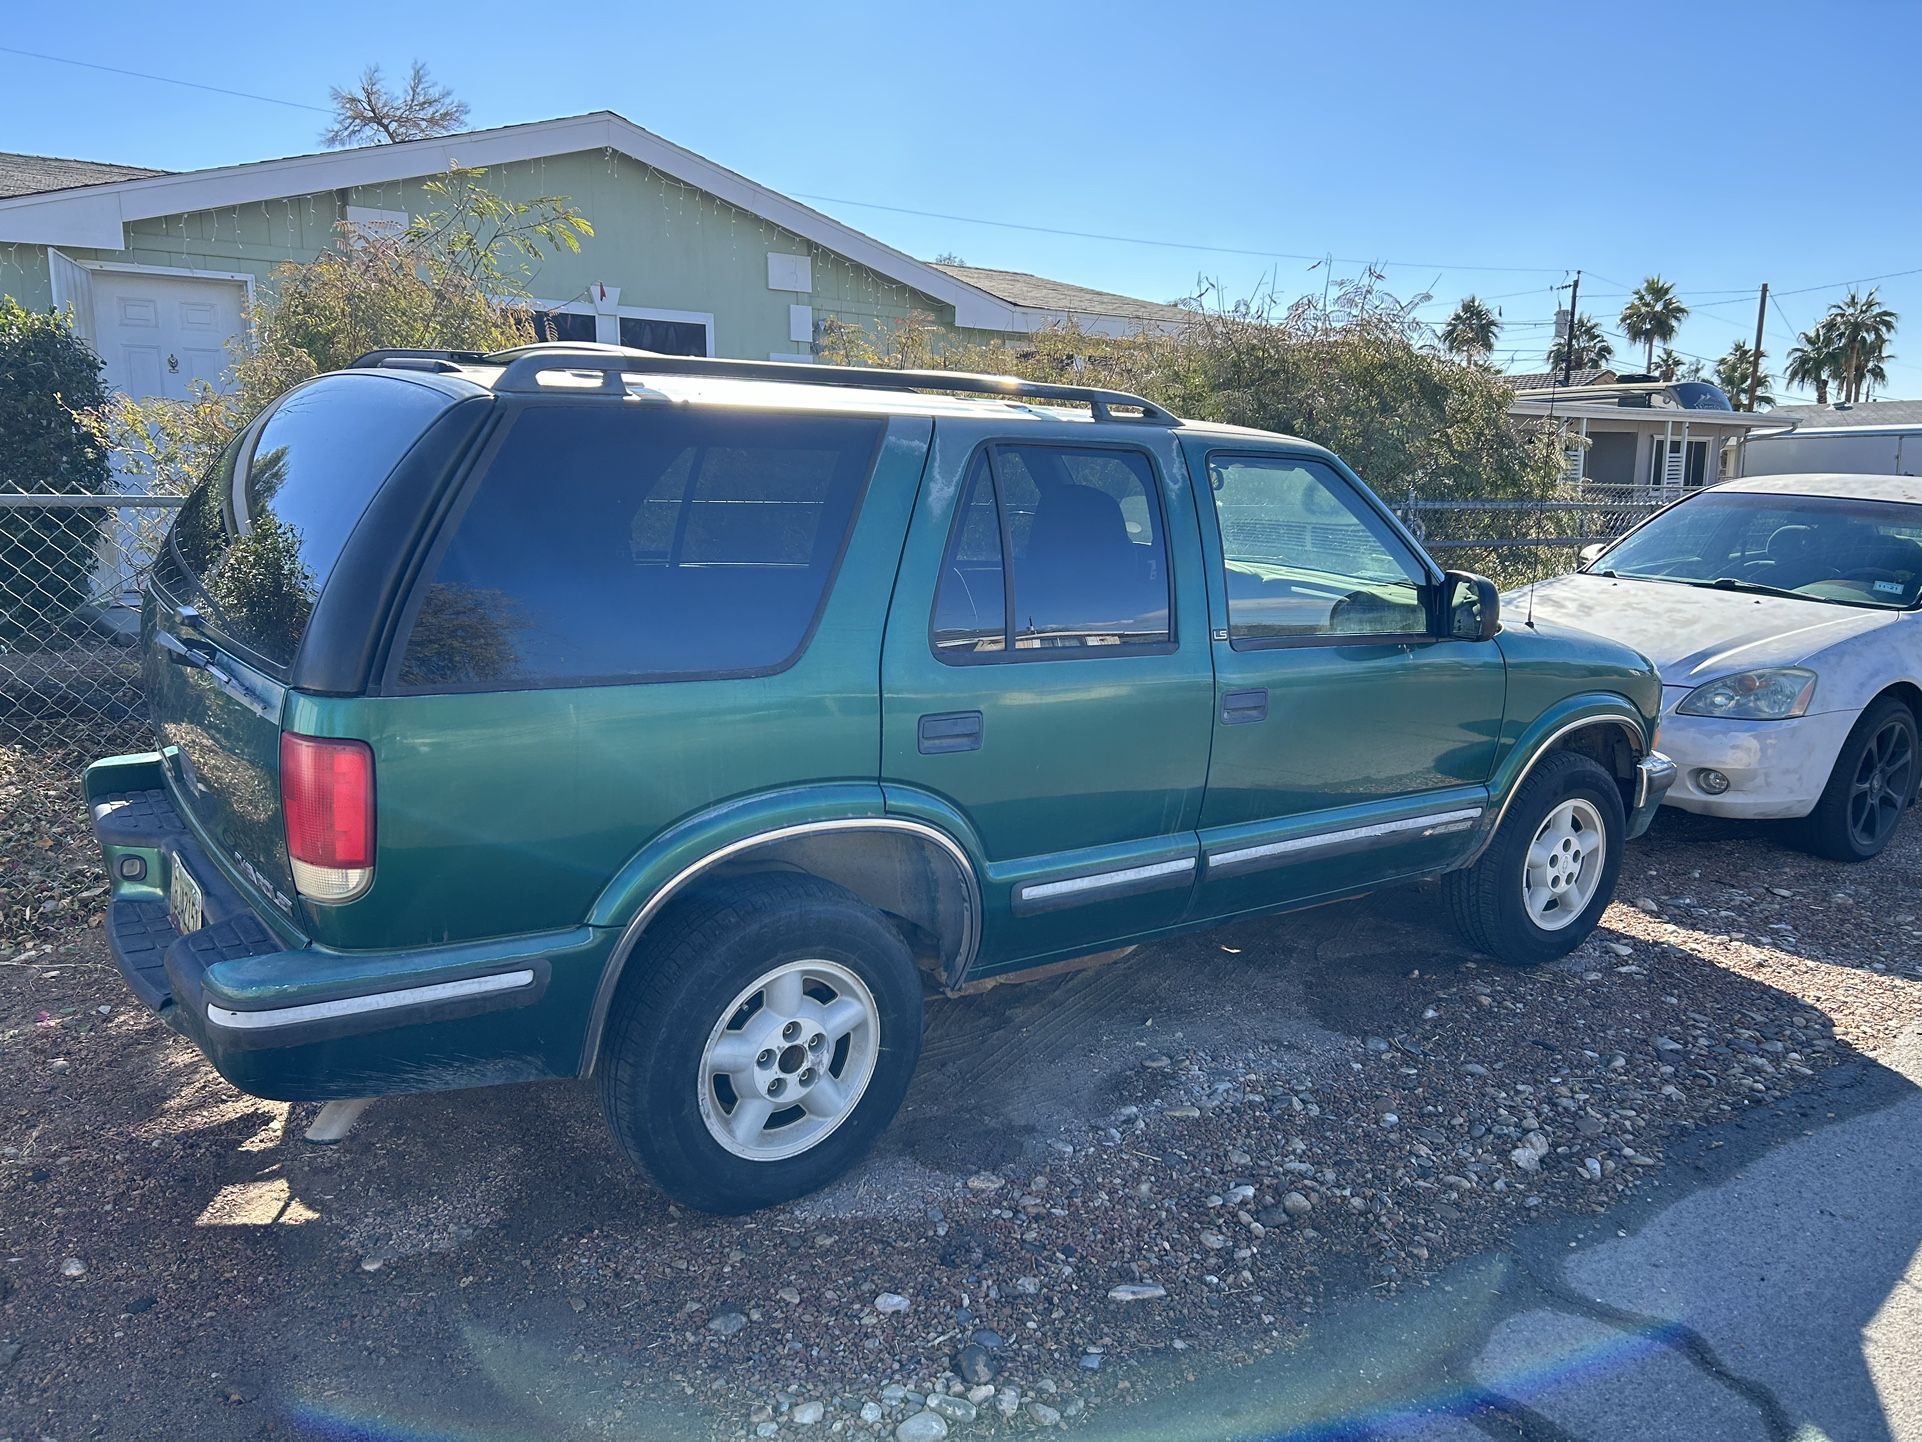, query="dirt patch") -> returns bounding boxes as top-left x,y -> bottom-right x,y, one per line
3,743 -> 1920,1441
